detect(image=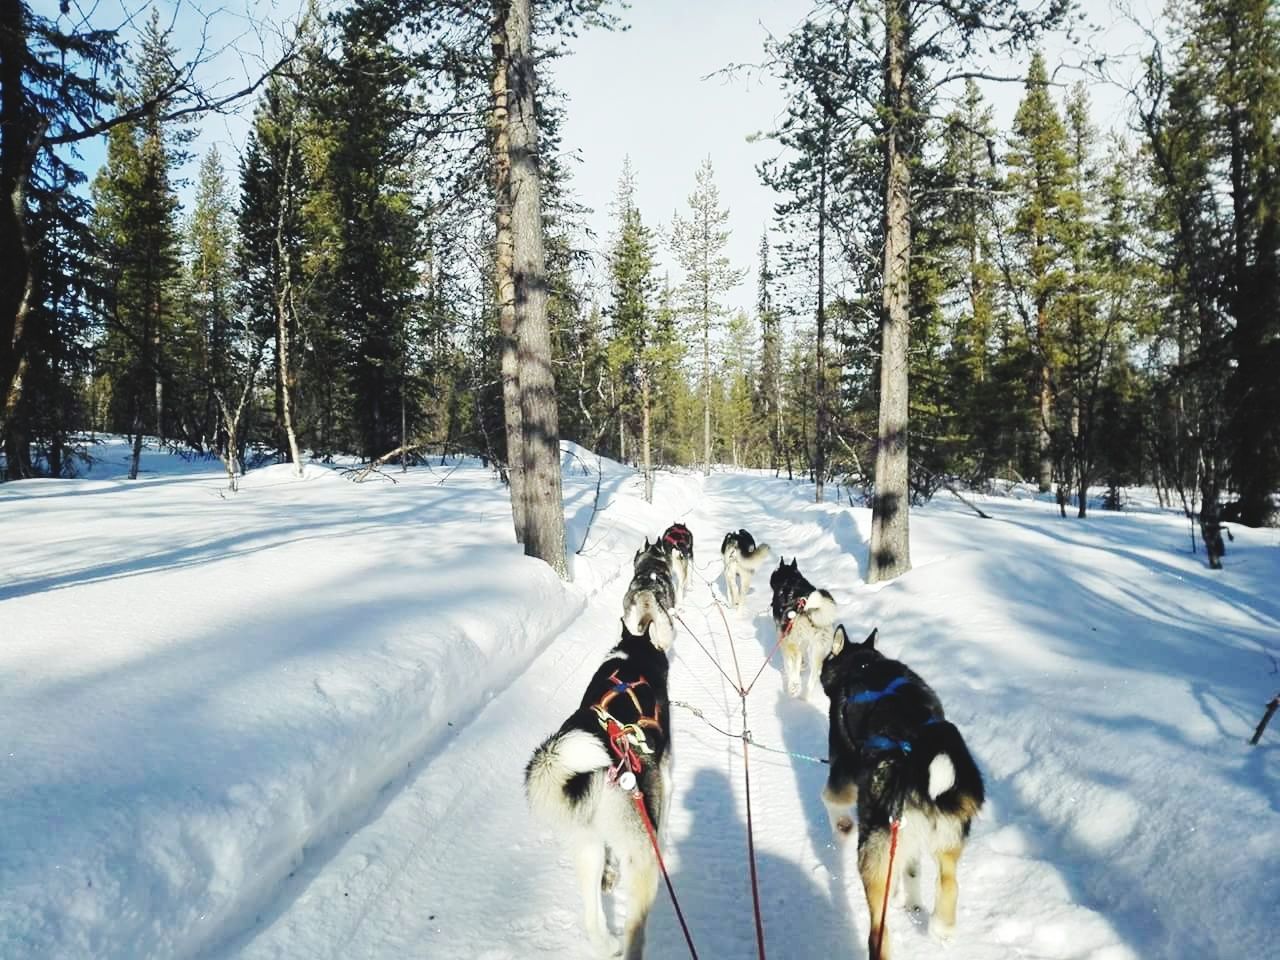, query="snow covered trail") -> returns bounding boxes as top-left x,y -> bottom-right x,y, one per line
6,450 -> 1276,959
215,470 -> 1280,960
